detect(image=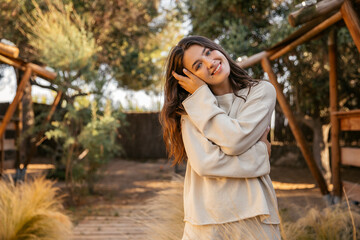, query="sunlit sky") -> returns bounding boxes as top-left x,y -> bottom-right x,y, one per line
0,65 -> 164,111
